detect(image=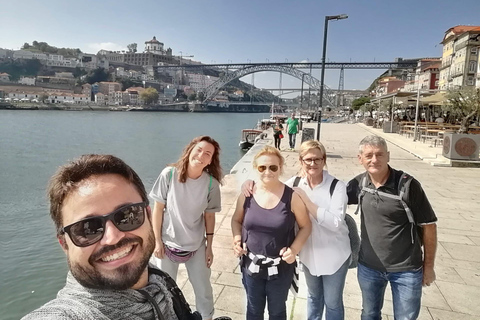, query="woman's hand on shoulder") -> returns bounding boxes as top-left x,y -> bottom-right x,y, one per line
293,187 -> 307,201
241,179 -> 255,197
